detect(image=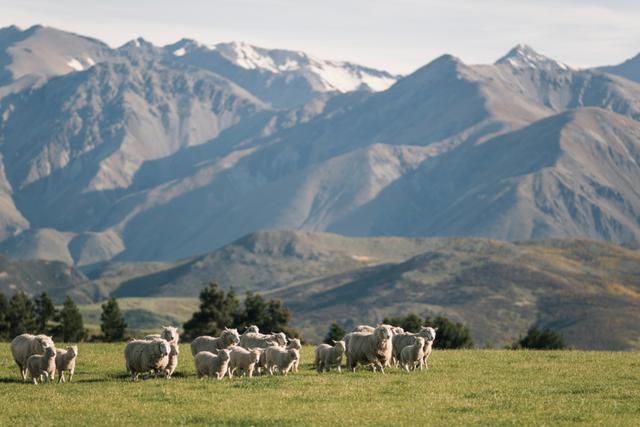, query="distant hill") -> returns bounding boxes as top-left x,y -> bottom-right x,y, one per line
80,231 -> 640,350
